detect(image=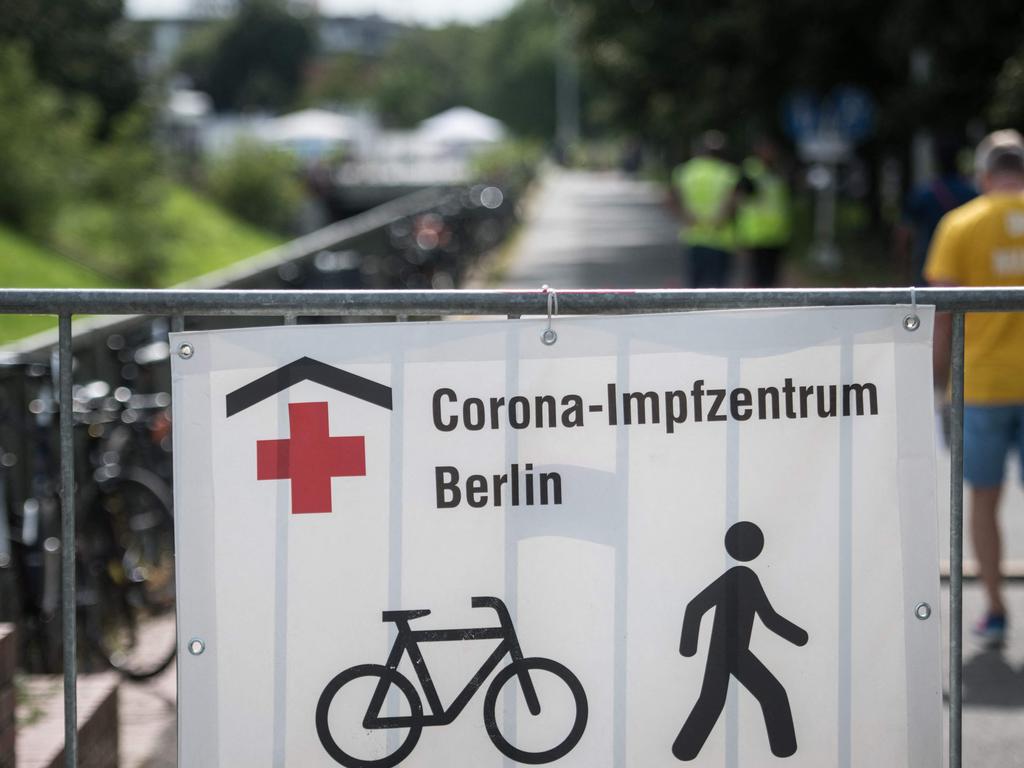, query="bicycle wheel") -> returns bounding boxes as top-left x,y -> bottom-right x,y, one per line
107,467 -> 175,610
316,664 -> 423,768
483,657 -> 588,765
81,470 -> 177,680
85,591 -> 177,680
